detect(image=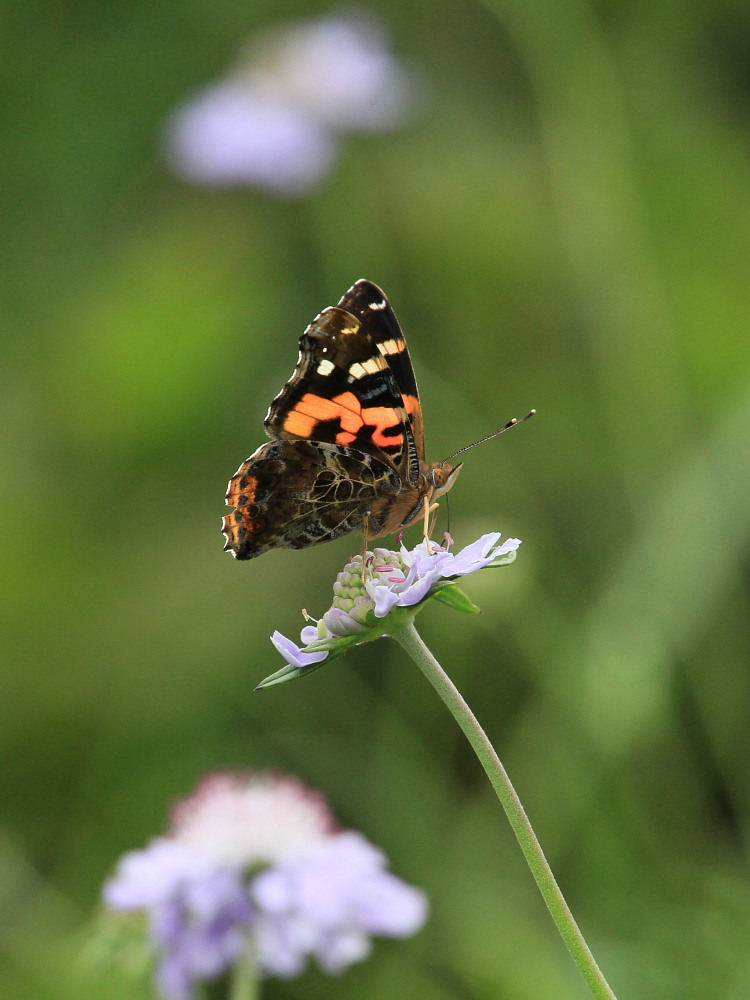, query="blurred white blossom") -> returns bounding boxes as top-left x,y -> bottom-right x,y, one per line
164,11 -> 419,196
